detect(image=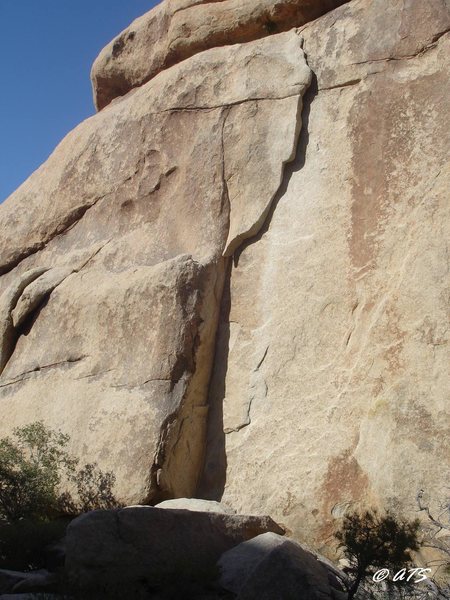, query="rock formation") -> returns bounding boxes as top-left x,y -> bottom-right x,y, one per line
218,532 -> 347,599
0,27 -> 311,508
65,505 -> 285,594
201,0 -> 450,548
91,0 -> 347,110
1,0 -> 449,554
